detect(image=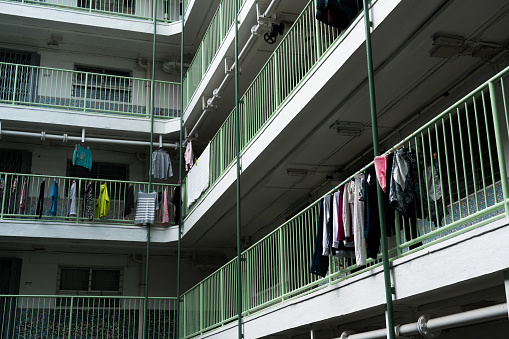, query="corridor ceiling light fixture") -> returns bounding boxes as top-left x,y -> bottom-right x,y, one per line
286,168 -> 308,177
430,33 -> 465,58
329,120 -> 363,136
